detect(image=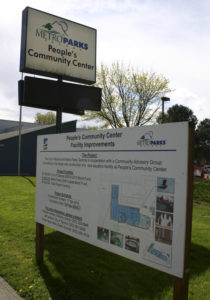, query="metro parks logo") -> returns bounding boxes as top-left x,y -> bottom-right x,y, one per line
137,131 -> 166,147
42,20 -> 68,36
35,19 -> 88,50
